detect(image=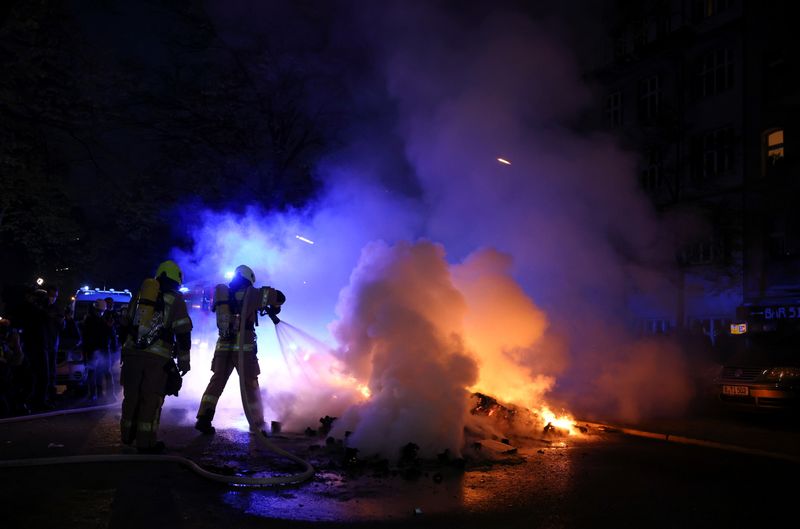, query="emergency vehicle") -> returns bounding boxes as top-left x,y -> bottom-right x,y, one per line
55,287 -> 132,393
